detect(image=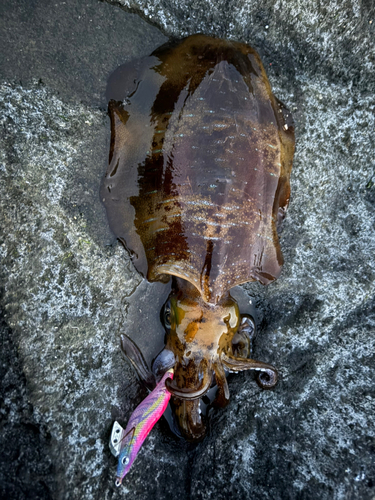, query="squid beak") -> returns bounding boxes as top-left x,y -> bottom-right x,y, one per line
115,477 -> 122,487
